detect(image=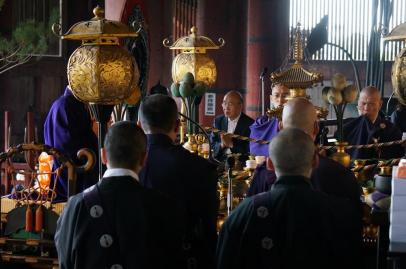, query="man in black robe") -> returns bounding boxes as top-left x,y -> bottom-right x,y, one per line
249,98 -> 361,200
247,98 -> 362,267
138,94 -> 218,269
342,86 -> 403,160
55,122 -> 182,269
211,91 -> 254,161
217,128 -> 333,269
